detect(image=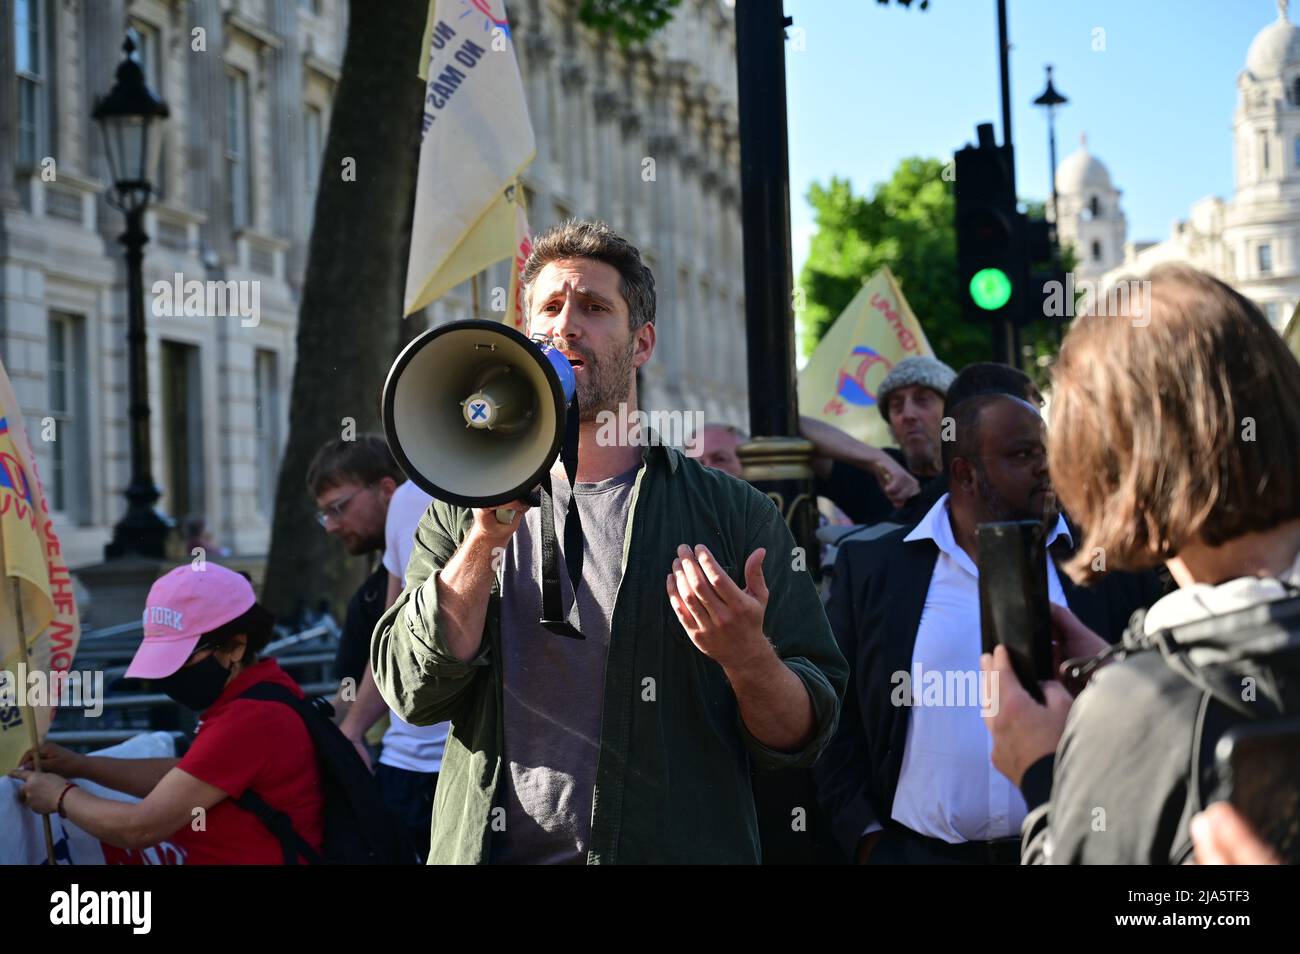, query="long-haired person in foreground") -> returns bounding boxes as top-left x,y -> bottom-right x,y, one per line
983,264 -> 1300,864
